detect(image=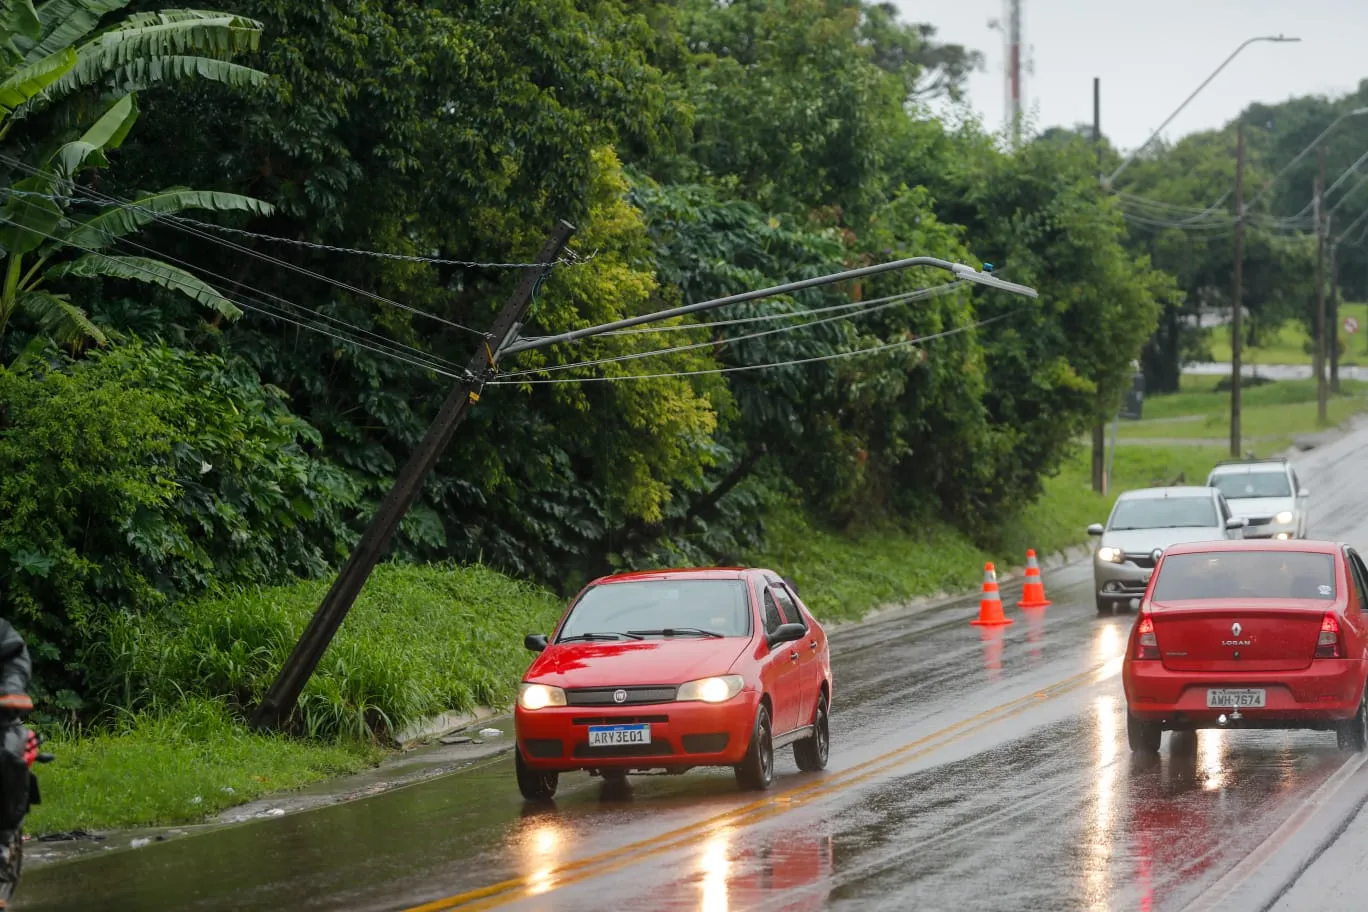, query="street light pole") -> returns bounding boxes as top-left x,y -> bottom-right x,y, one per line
1317,148 -> 1329,425
1231,121 -> 1246,457
1103,35 -> 1300,188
